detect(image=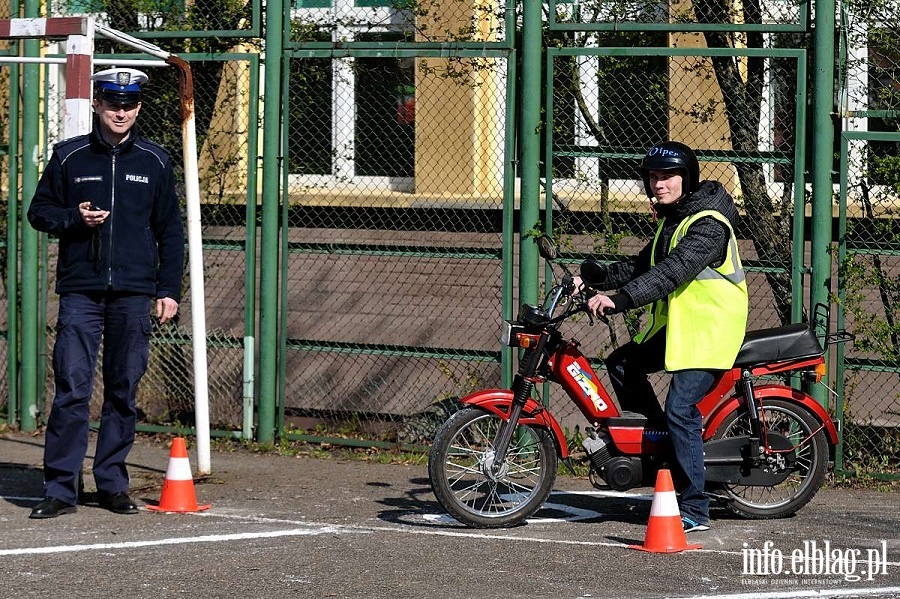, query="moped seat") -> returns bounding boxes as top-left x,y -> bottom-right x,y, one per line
608,413 -> 667,429
733,323 -> 824,367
